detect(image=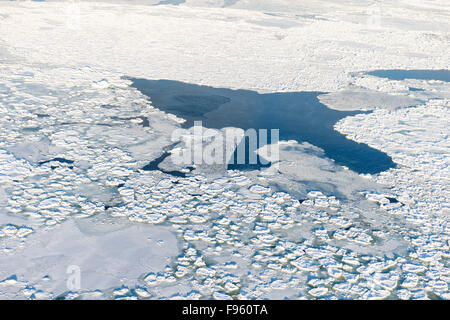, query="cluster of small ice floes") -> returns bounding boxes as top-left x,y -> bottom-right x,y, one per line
0,224 -> 33,239
335,97 -> 450,300
0,59 -> 448,300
